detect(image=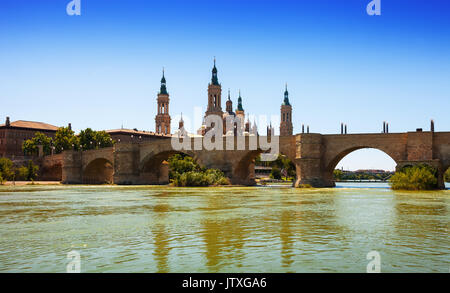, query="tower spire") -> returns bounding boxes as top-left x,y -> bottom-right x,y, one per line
211,57 -> 219,85
236,90 -> 244,112
283,83 -> 290,106
160,68 -> 168,95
